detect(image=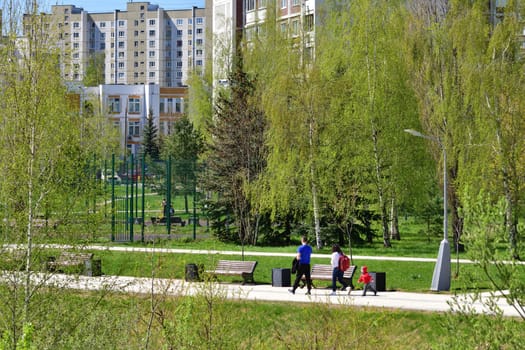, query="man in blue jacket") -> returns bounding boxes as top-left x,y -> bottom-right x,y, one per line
289,236 -> 313,295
